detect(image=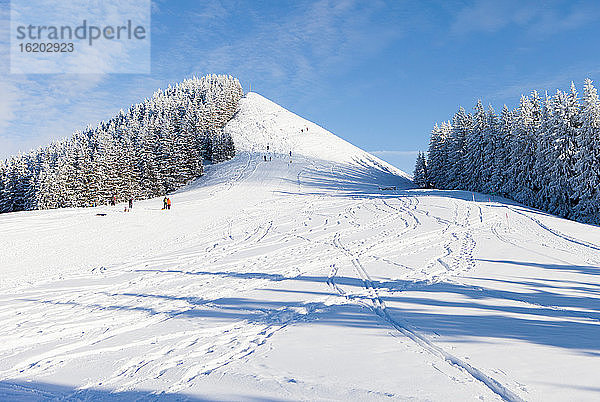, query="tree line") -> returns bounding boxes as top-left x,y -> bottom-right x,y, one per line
414,79 -> 600,224
0,74 -> 243,213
